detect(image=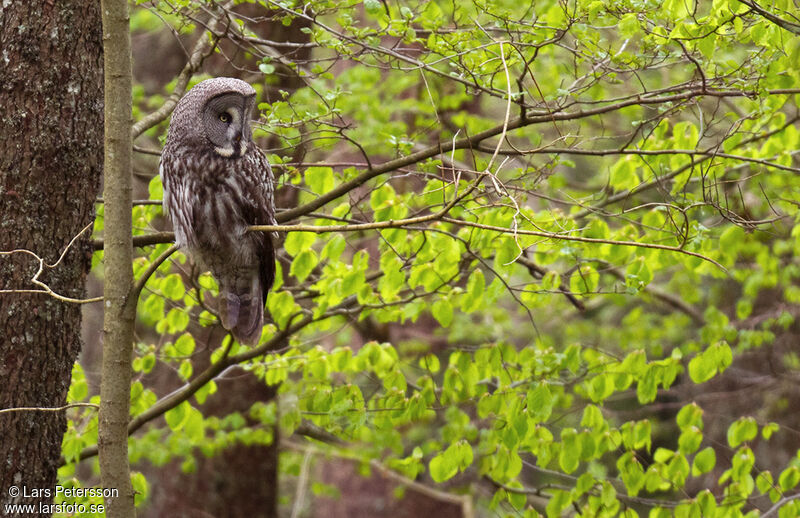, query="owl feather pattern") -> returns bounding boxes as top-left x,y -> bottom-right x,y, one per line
160,78 -> 276,345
